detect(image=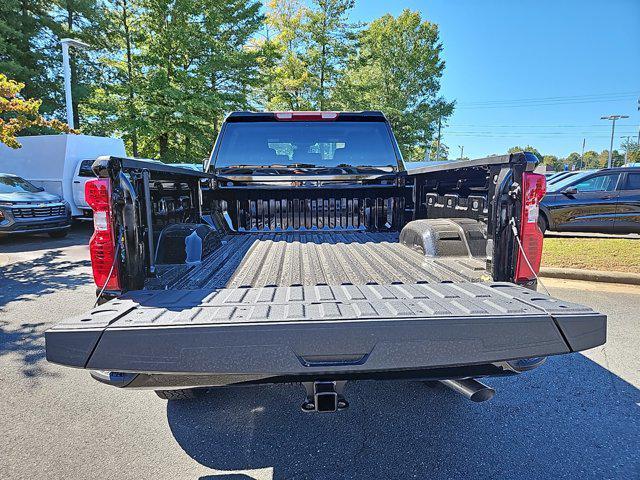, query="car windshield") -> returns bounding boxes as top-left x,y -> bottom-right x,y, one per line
547,171 -> 595,192
0,175 -> 41,194
547,171 -> 576,185
214,121 -> 398,173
